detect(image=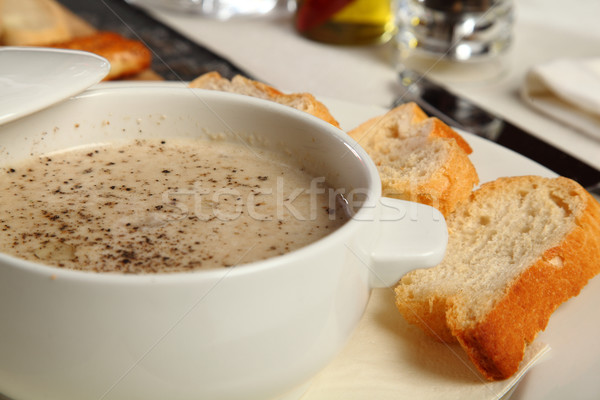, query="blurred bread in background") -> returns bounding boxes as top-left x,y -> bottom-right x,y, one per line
0,0 -> 71,45
0,0 -> 154,80
49,31 -> 152,80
